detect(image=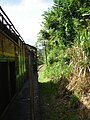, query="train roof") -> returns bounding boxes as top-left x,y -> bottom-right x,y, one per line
26,44 -> 37,52
0,6 -> 24,43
